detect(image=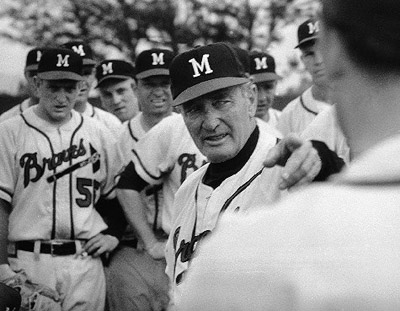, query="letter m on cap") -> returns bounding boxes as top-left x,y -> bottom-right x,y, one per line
36,51 -> 42,62
152,53 -> 165,65
254,57 -> 268,70
56,54 -> 70,67
307,21 -> 320,34
188,54 -> 213,78
102,62 -> 113,75
72,45 -> 86,56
